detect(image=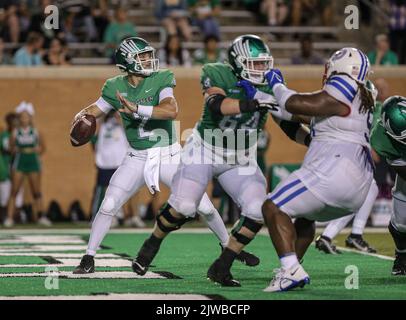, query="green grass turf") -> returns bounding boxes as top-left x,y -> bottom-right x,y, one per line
0,232 -> 405,299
